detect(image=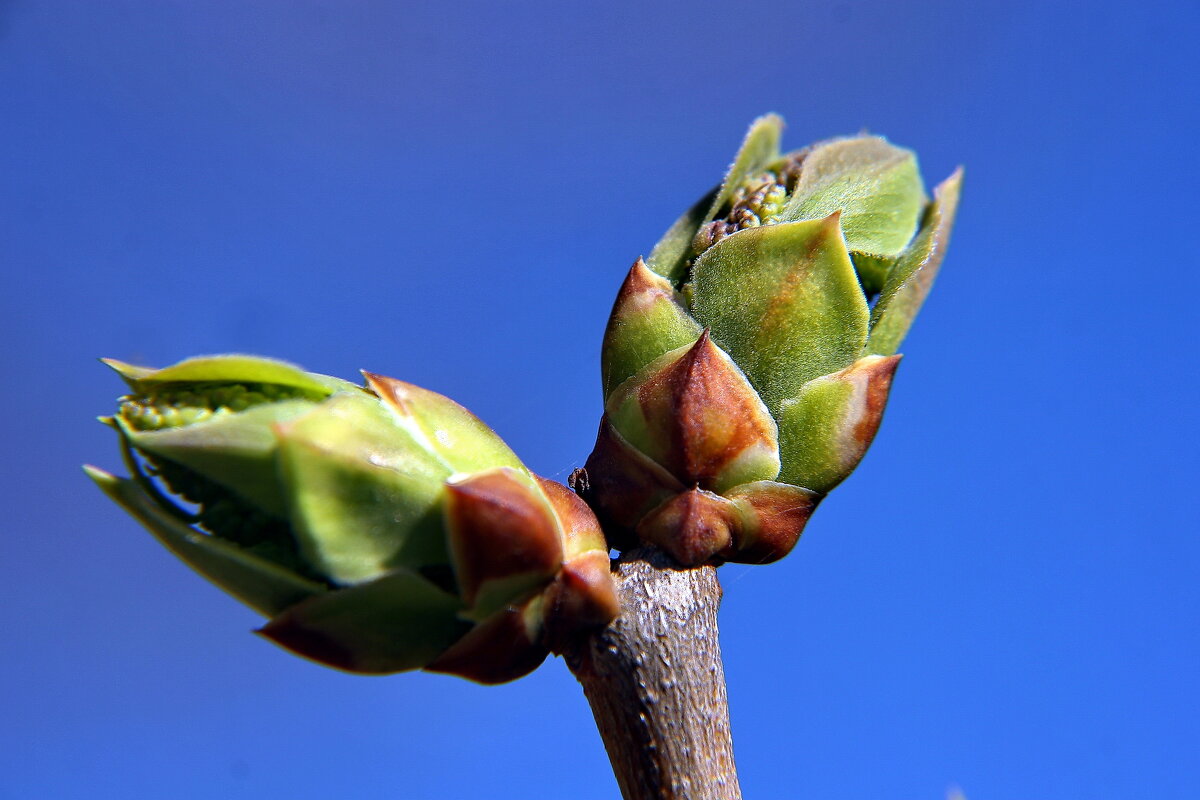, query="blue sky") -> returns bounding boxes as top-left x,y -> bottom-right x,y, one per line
2,1 -> 1197,798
